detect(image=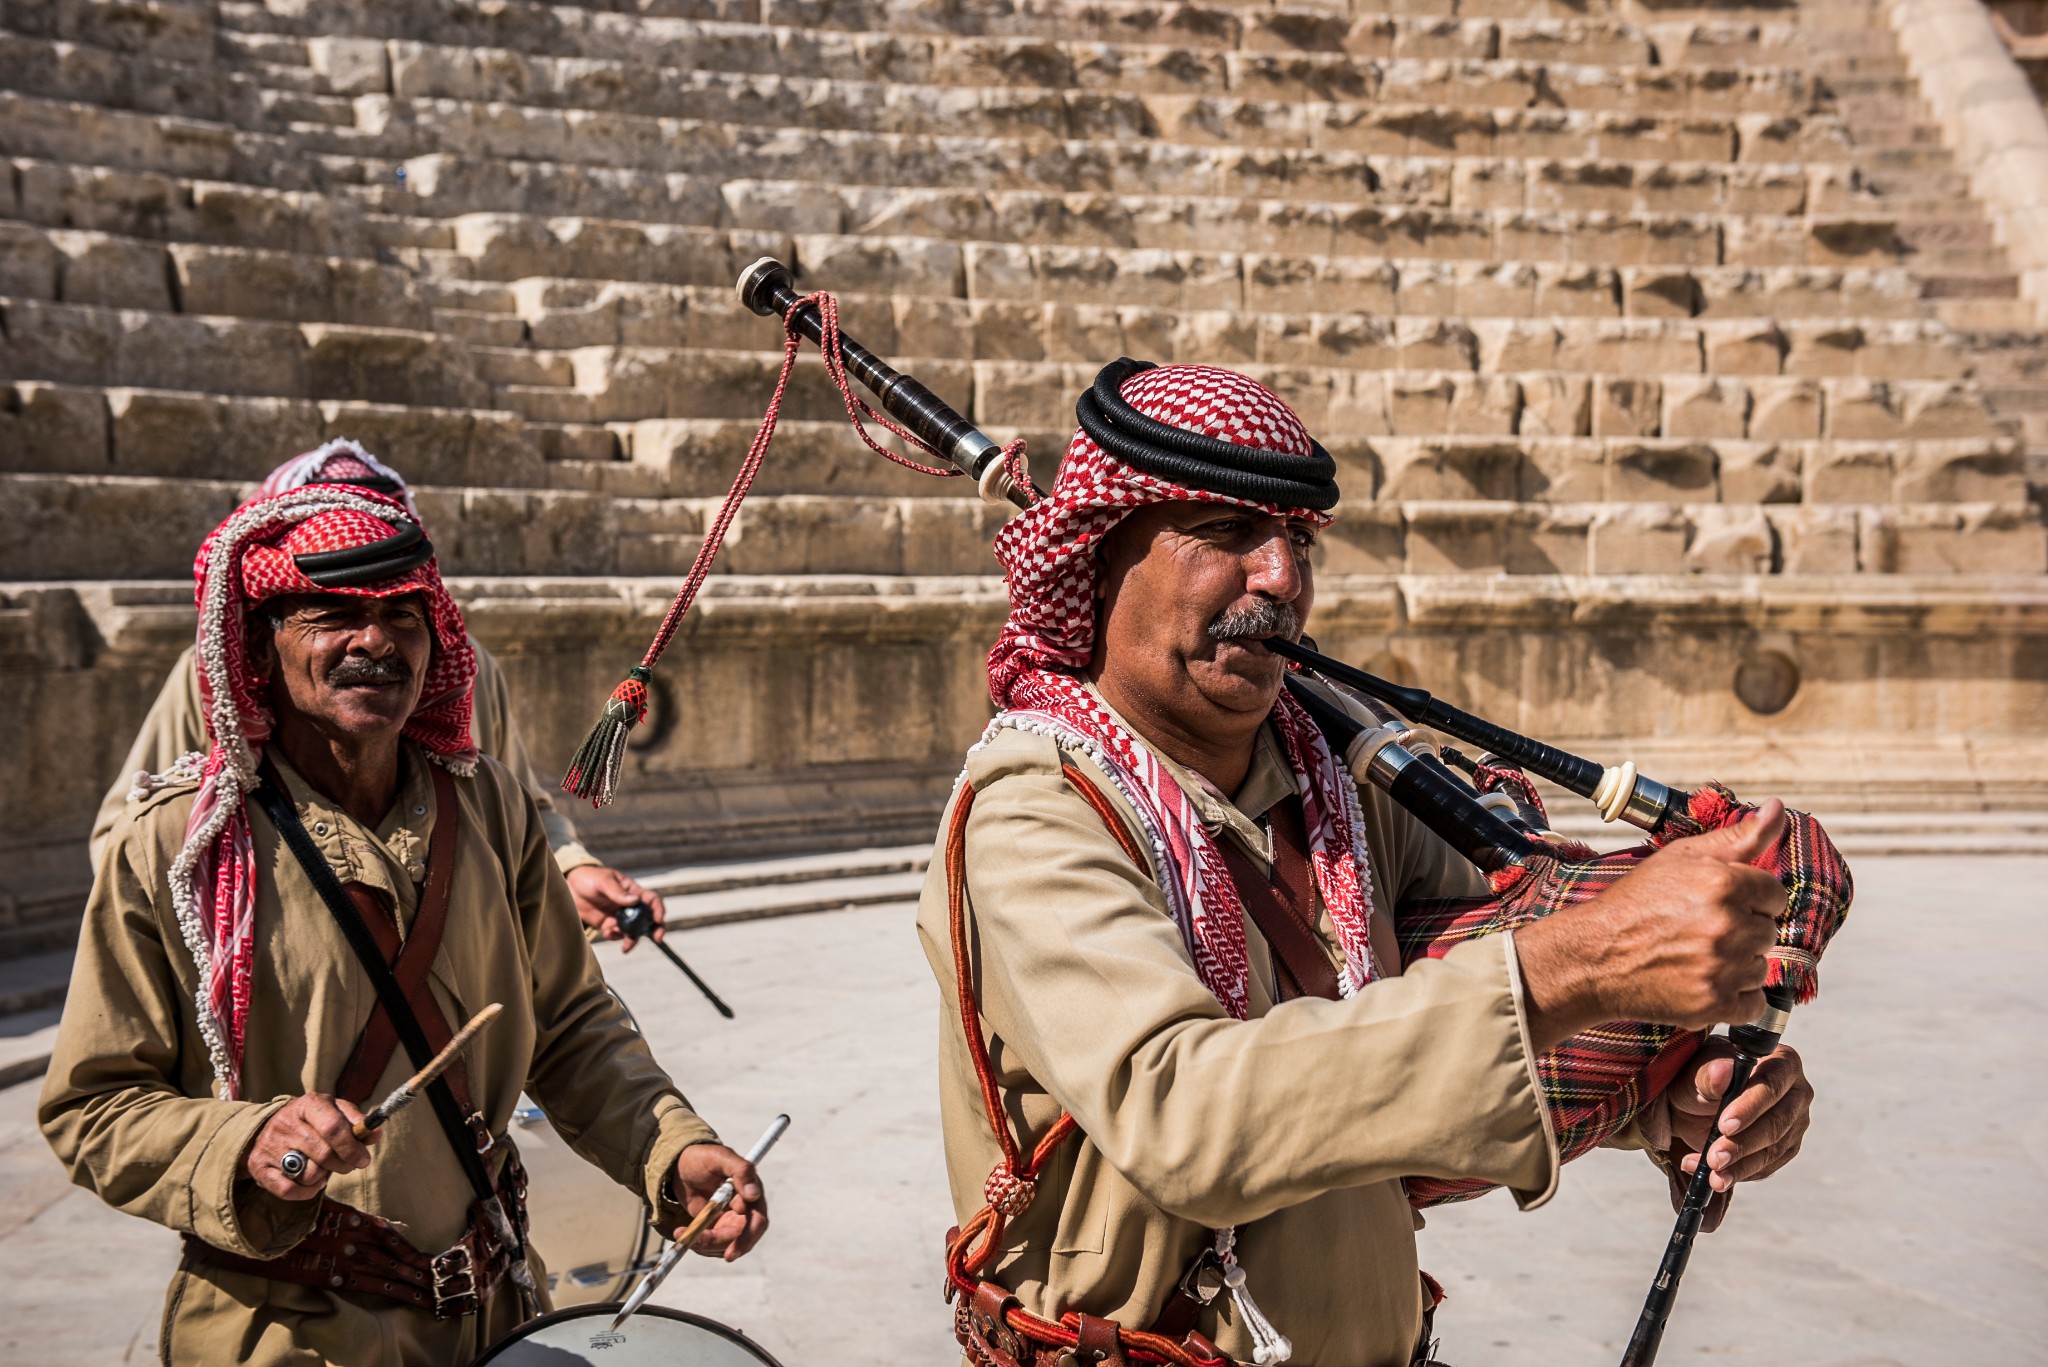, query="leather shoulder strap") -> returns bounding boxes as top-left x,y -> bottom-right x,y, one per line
250,763 -> 501,1215
1217,796 -> 1343,1003
333,766 -> 471,1107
